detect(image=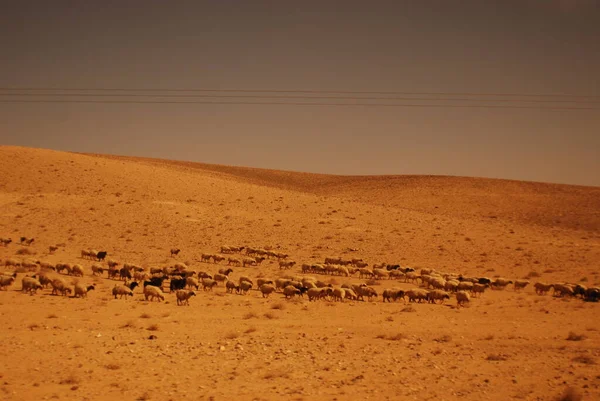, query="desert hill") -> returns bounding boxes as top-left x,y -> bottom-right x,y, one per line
0,145 -> 598,401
